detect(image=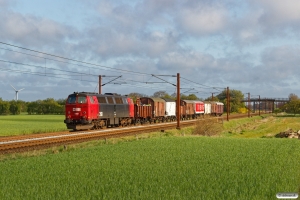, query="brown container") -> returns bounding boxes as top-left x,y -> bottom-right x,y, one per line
216,102 -> 224,115
139,97 -> 166,117
211,102 -> 216,115
180,100 -> 195,117
211,102 -> 224,116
